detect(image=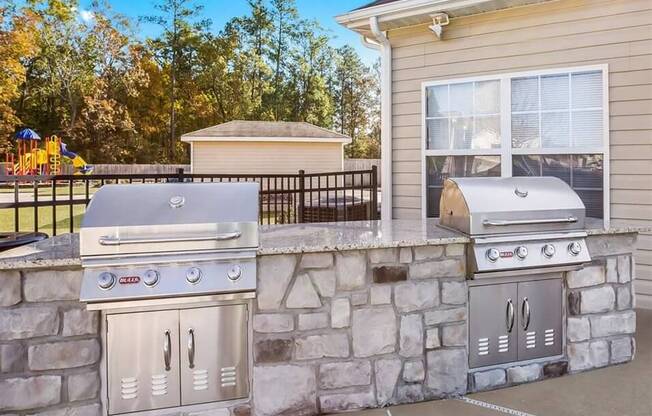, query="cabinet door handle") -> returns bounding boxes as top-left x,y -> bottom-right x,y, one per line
188,328 -> 195,369
521,297 -> 531,331
163,330 -> 172,371
506,298 -> 515,333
